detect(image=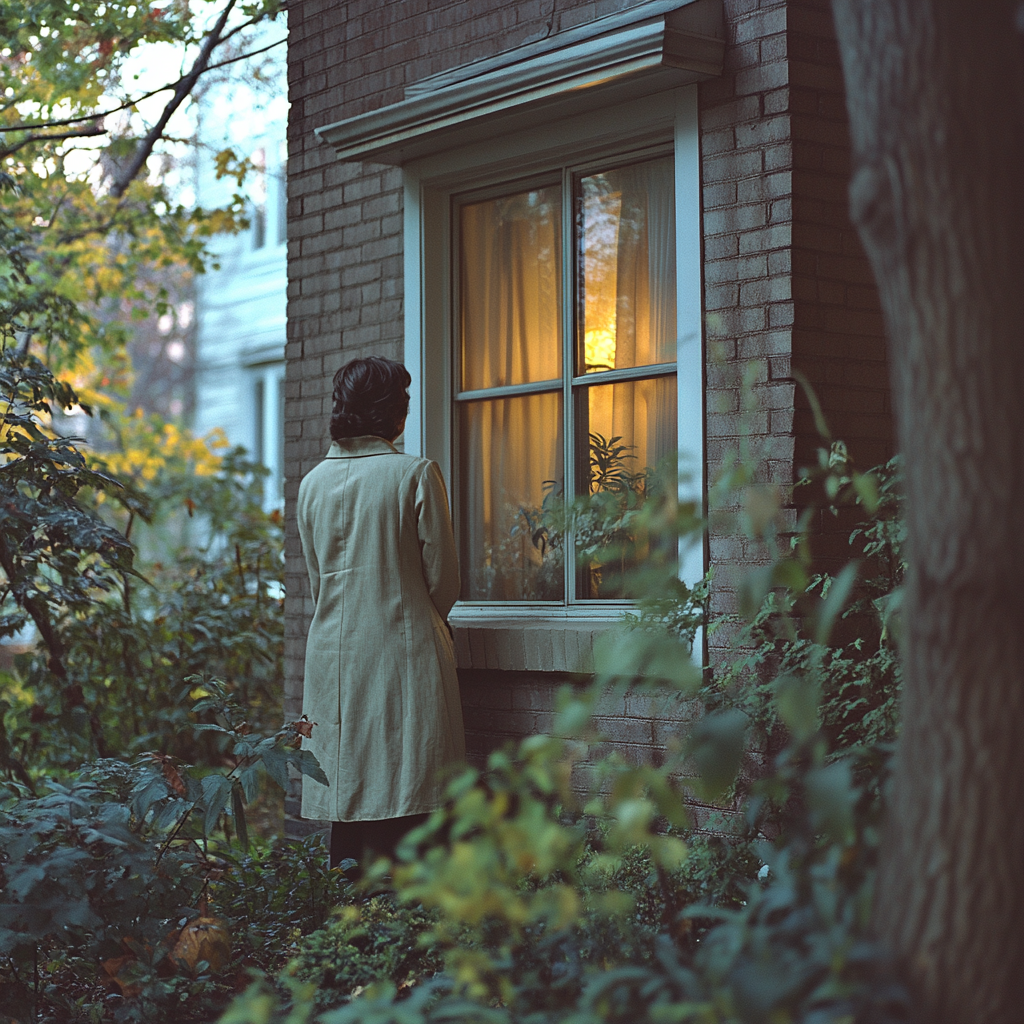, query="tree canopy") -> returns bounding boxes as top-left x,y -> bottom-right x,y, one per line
0,0 -> 284,368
